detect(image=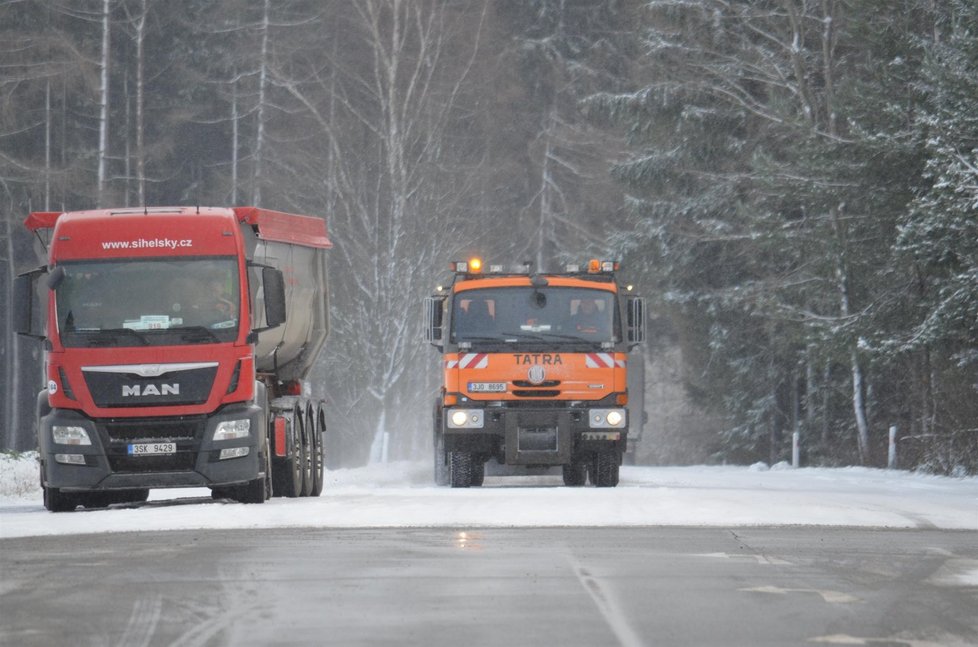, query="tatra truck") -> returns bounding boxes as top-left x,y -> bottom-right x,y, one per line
424,259 -> 645,487
15,206 -> 331,511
